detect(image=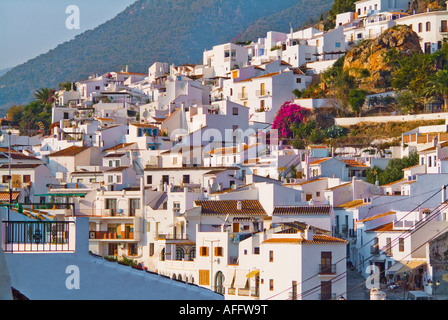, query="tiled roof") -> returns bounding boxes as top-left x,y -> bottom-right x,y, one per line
0,191 -> 20,201
273,205 -> 331,215
296,177 -> 327,186
358,211 -> 396,223
262,234 -> 347,245
104,143 -> 136,152
366,222 -> 395,232
236,72 -> 280,83
341,159 -> 368,168
194,200 -> 267,216
48,146 -> 89,157
337,199 -> 365,209
382,178 -> 406,186
309,157 -> 331,165
0,164 -> 41,169
105,166 -> 131,172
